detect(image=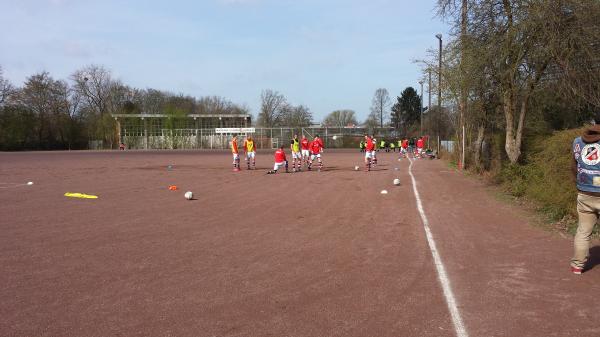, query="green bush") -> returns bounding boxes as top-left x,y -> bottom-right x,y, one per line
526,128 -> 582,220
492,127 -> 600,235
